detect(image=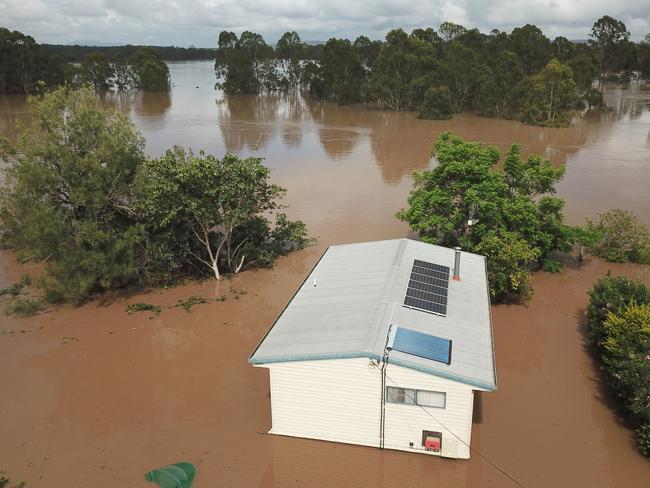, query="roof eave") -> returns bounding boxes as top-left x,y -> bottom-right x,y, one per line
249,353 -> 497,391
